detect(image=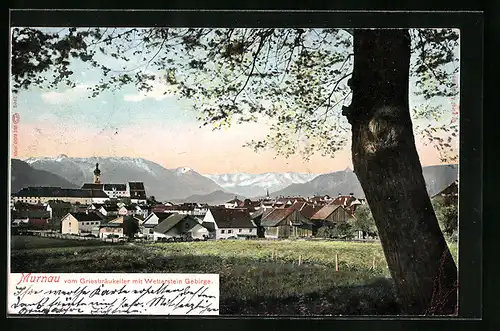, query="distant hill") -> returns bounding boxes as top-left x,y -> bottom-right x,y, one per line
23,155 -> 223,201
271,164 -> 458,199
176,190 -> 246,205
11,158 -> 79,193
